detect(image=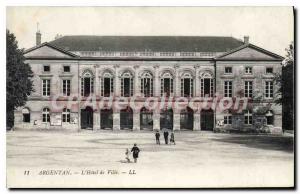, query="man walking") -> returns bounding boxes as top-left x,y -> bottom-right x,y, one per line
155,130 -> 160,145
163,129 -> 169,144
131,143 -> 140,163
